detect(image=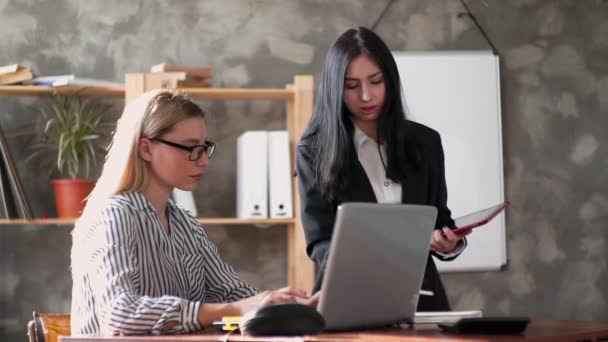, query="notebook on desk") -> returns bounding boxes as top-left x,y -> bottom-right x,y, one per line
317,203 -> 438,331
414,310 -> 483,324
